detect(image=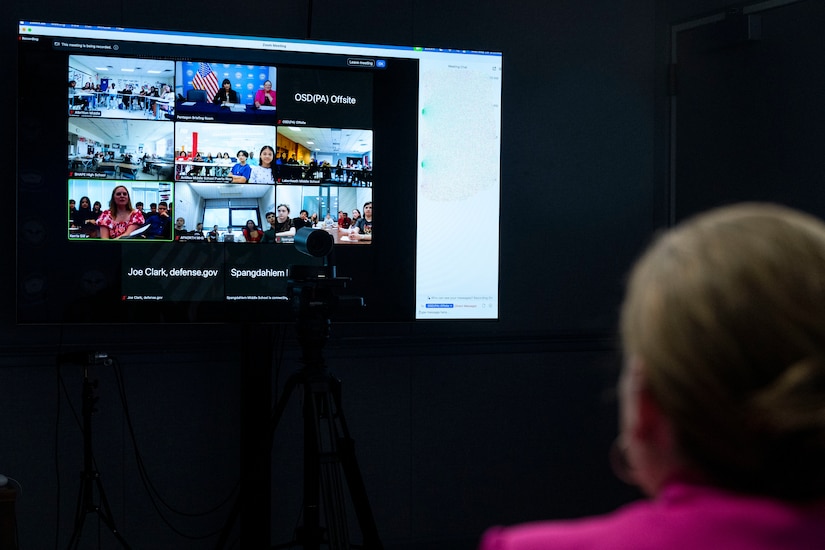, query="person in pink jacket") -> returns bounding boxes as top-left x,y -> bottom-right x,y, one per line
480,203 -> 825,550
254,79 -> 276,108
